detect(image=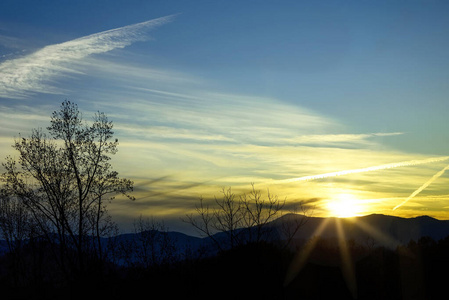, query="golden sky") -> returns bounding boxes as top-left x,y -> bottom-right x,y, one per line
1,1 -> 449,233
